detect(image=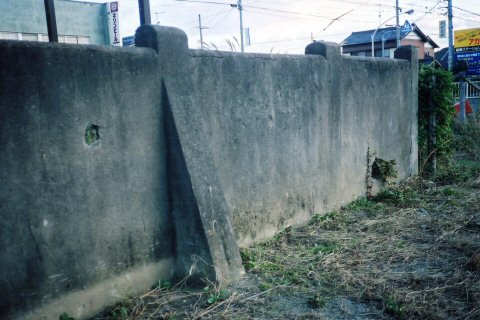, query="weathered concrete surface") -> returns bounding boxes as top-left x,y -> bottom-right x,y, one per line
0,41 -> 173,319
141,27 -> 418,246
